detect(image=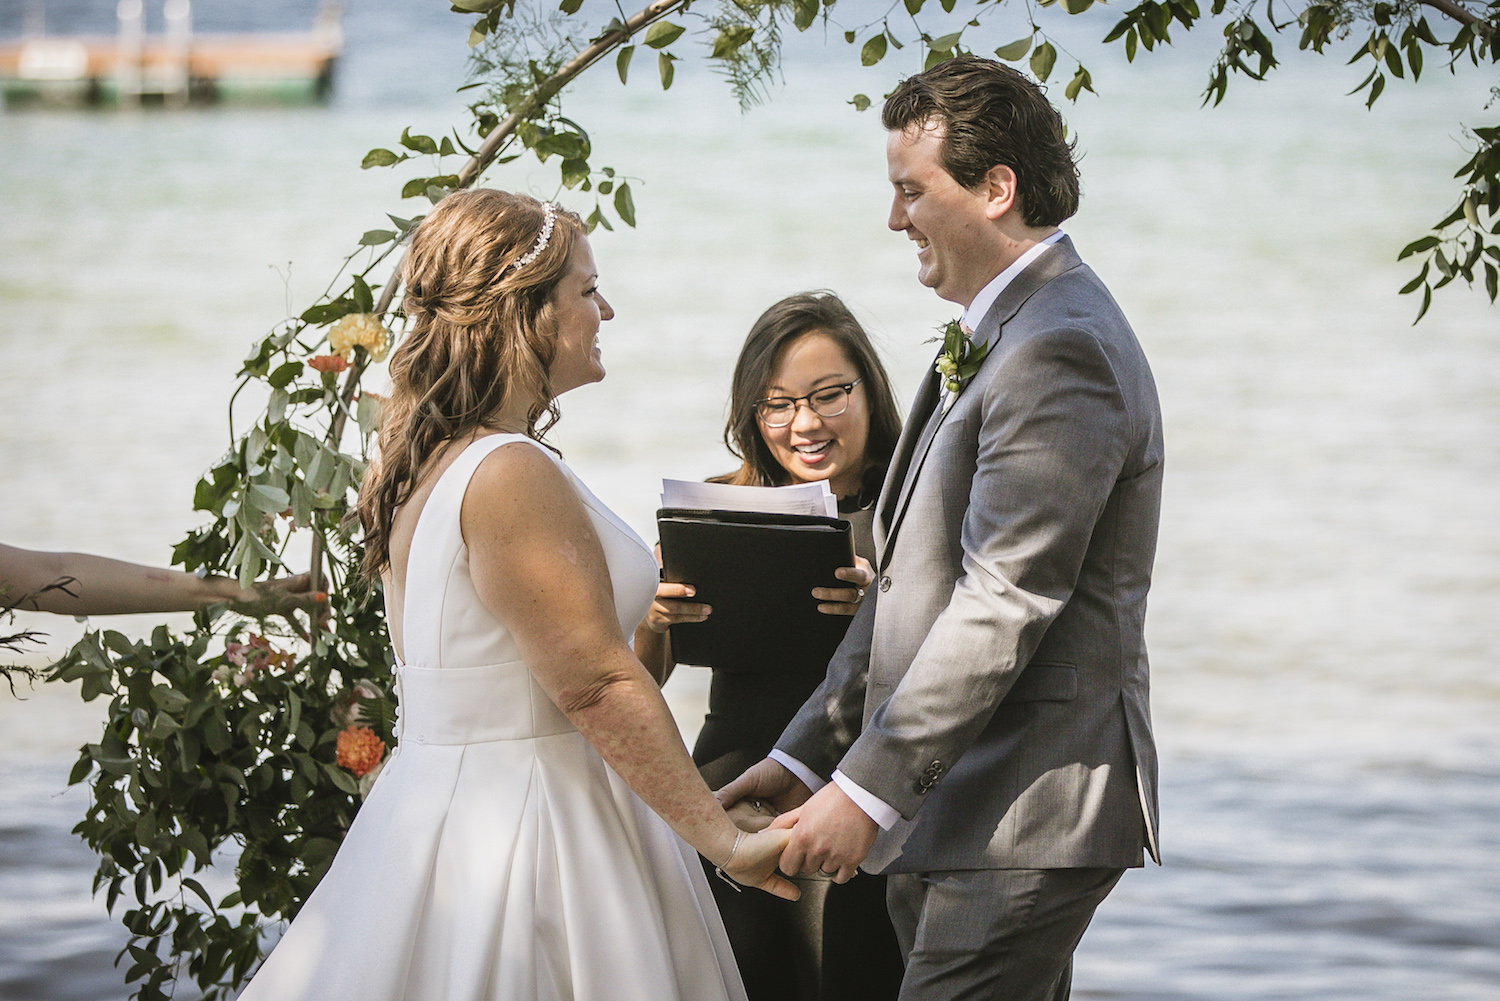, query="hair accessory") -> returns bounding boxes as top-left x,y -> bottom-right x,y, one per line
510,201 -> 557,271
